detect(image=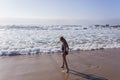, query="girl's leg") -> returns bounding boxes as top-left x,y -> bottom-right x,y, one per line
61,54 -> 64,68
63,55 -> 69,73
